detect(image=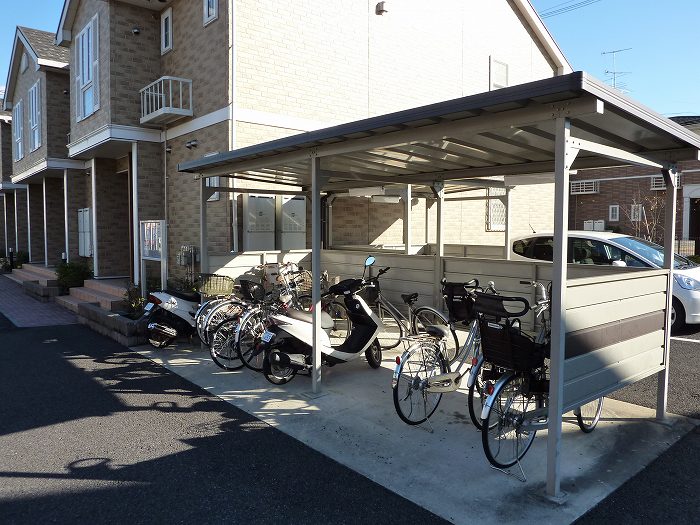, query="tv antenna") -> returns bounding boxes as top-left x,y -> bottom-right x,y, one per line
601,48 -> 631,91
